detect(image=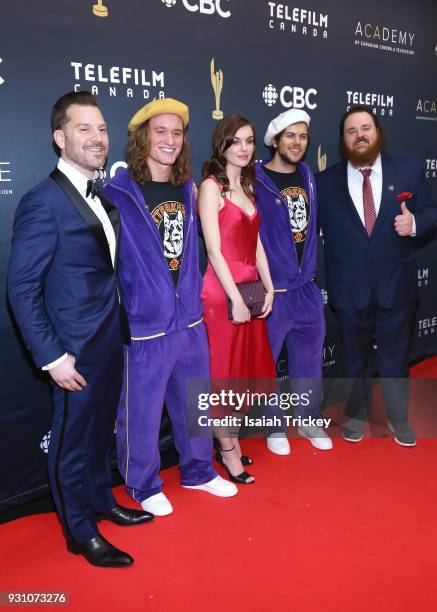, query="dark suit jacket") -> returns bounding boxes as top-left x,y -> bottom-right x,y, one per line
8,169 -> 122,368
316,153 -> 437,309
